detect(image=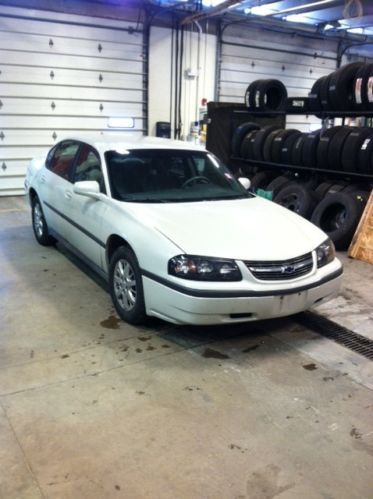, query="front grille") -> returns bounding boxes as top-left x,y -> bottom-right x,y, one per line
245,252 -> 313,281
